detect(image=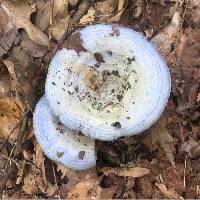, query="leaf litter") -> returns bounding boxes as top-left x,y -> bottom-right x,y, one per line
0,0 -> 200,199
